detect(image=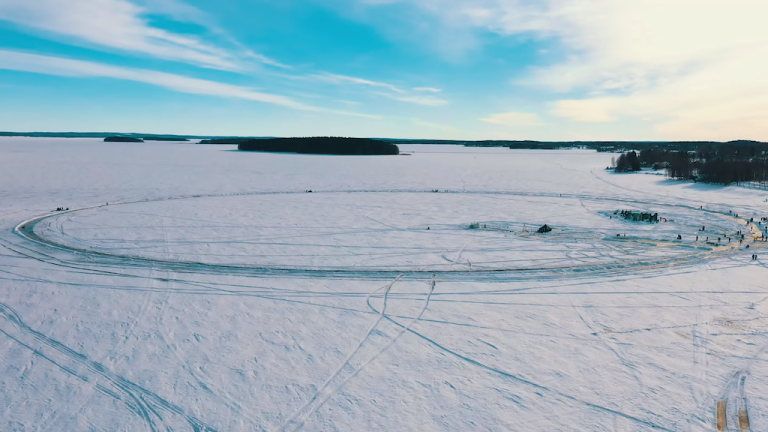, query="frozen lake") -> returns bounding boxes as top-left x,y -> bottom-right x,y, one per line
2,138 -> 768,431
